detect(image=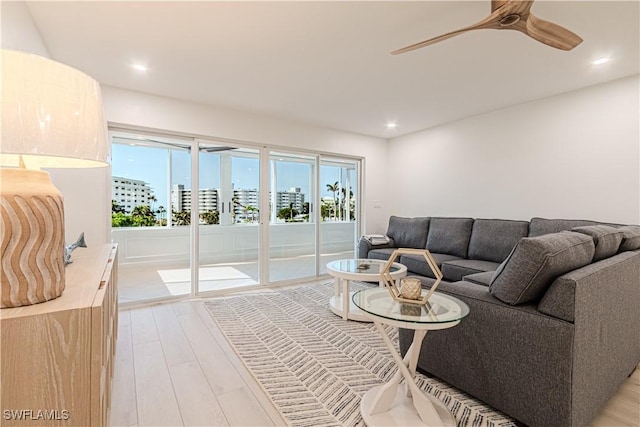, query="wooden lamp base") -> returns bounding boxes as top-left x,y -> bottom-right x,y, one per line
0,168 -> 65,308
